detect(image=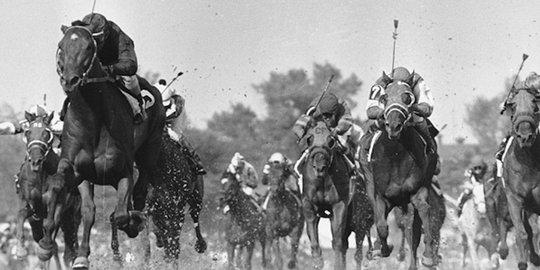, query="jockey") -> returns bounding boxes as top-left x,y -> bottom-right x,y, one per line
155,79 -> 206,176
261,152 -> 302,209
366,66 -> 437,154
224,153 -> 260,198
261,152 -> 300,193
0,105 -> 49,135
495,72 -> 540,181
292,93 -> 360,171
0,105 -> 59,193
456,156 -> 488,217
61,13 -> 146,124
